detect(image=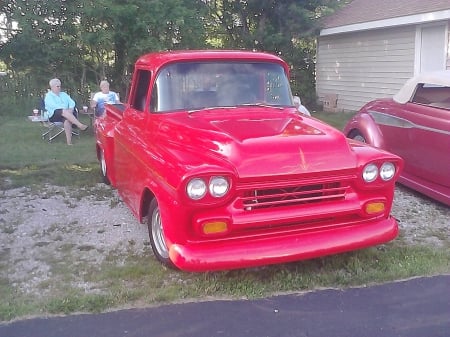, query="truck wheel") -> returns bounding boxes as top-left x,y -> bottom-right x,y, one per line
348,130 -> 367,143
147,199 -> 176,269
99,149 -> 110,185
